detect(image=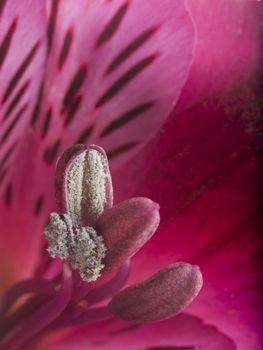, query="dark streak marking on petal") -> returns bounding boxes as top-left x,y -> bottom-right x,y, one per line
107,141 -> 139,160
2,41 -> 40,104
4,182 -> 12,206
0,103 -> 28,147
64,95 -> 82,126
106,26 -> 159,75
41,107 -> 52,139
30,80 -> 44,126
0,142 -> 17,171
47,0 -> 59,53
0,17 -> 17,70
43,139 -> 61,165
100,101 -> 155,137
3,80 -> 30,121
96,2 -> 129,48
0,0 -> 7,17
75,125 -> 94,144
62,65 -> 87,112
34,195 -> 44,216
58,28 -> 73,71
95,54 -> 158,108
